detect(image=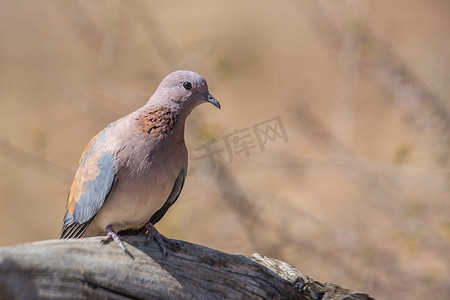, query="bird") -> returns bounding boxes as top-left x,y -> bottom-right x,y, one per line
60,70 -> 220,257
